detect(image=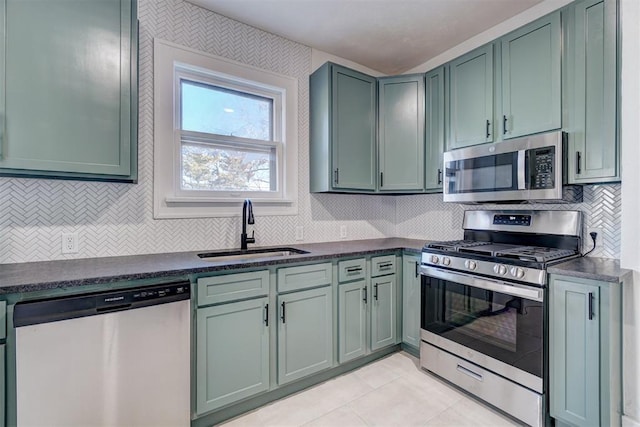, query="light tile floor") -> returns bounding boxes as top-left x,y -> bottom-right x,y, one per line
221,352 -> 523,426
